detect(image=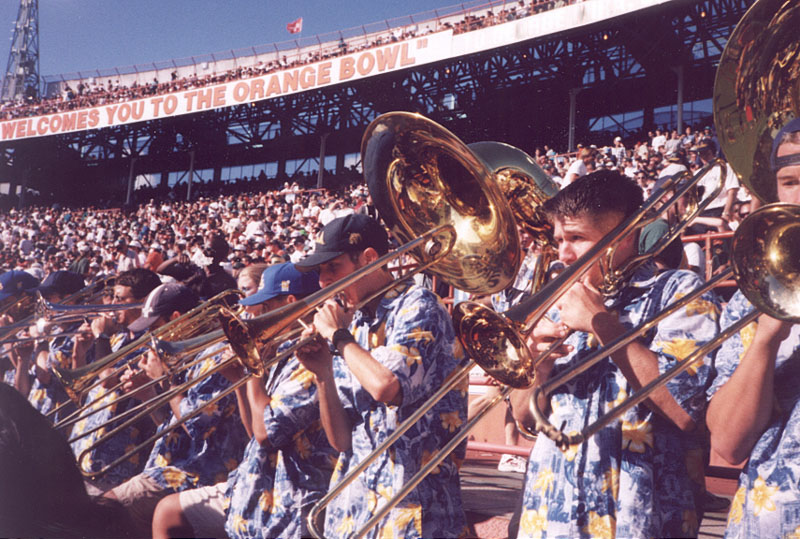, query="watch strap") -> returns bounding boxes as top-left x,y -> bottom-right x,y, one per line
331,328 -> 355,351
